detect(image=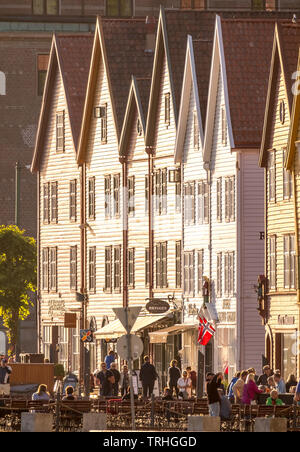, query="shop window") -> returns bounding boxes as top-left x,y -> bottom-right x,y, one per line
106,0 -> 133,17
33,0 -> 59,15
